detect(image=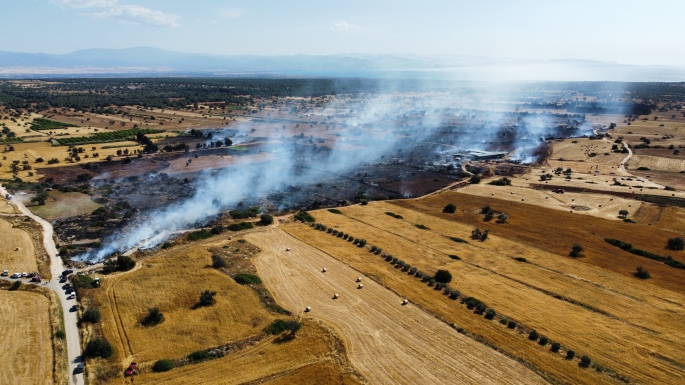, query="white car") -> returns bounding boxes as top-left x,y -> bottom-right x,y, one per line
1,270 -> 8,277
10,273 -> 21,278
21,272 -> 27,277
